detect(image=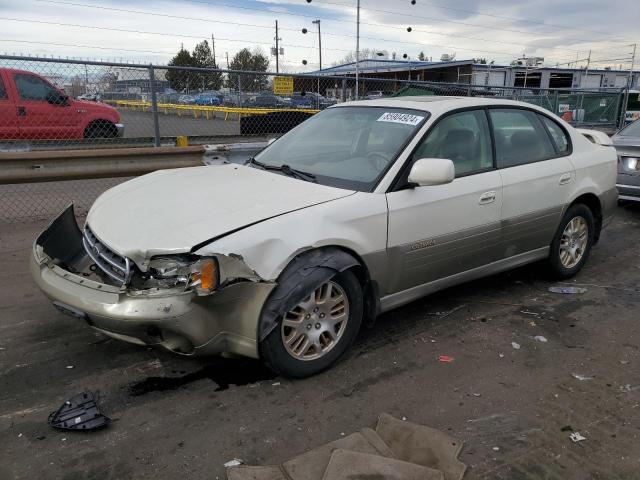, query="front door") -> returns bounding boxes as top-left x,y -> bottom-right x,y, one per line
13,72 -> 80,140
0,72 -> 19,139
489,108 -> 575,257
385,109 -> 503,295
